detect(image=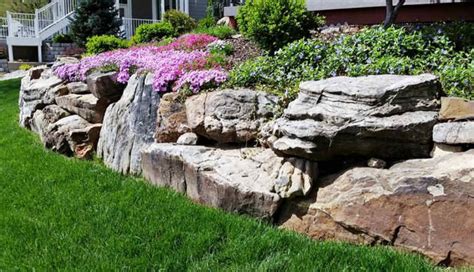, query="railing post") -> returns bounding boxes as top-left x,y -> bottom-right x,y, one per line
34,9 -> 40,38
6,11 -> 11,38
